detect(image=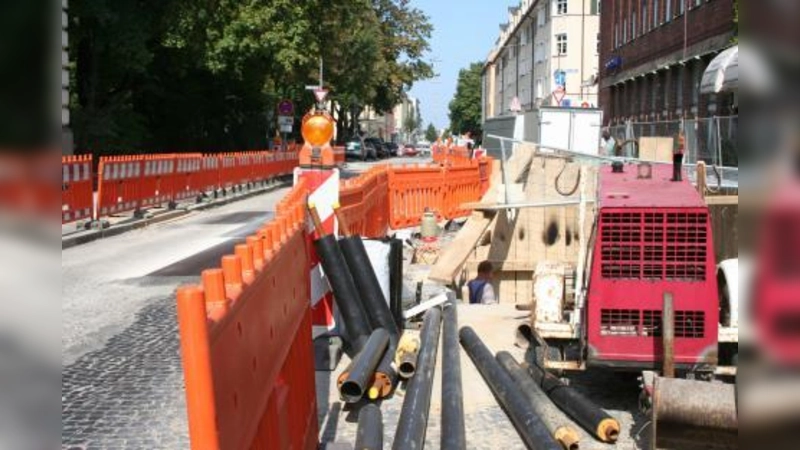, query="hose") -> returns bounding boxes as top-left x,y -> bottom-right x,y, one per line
555,159 -> 581,197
